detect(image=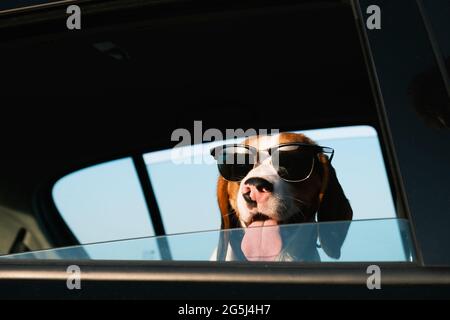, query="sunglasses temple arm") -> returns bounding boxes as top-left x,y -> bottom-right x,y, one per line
329,150 -> 334,162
